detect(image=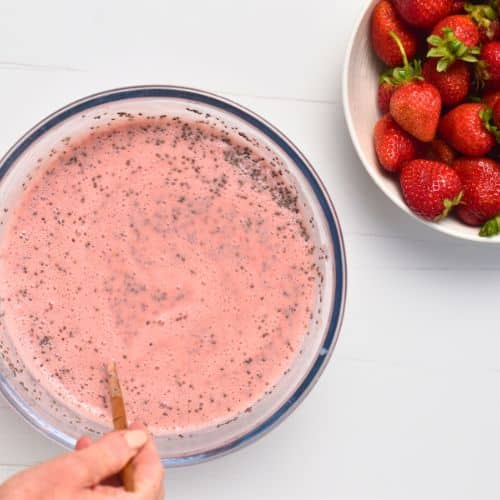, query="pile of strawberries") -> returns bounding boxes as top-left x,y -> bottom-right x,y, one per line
371,0 -> 500,237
